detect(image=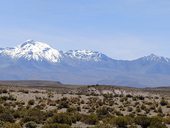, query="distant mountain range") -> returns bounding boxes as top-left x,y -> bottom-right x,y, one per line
1,40 -> 170,87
